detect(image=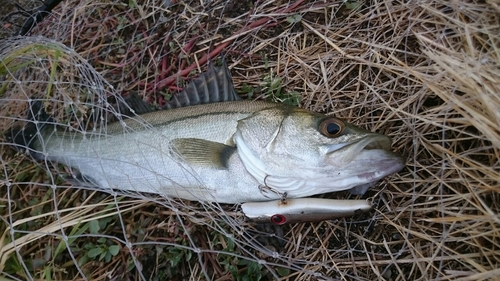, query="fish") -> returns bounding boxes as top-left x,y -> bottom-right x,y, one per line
5,62 -> 405,208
